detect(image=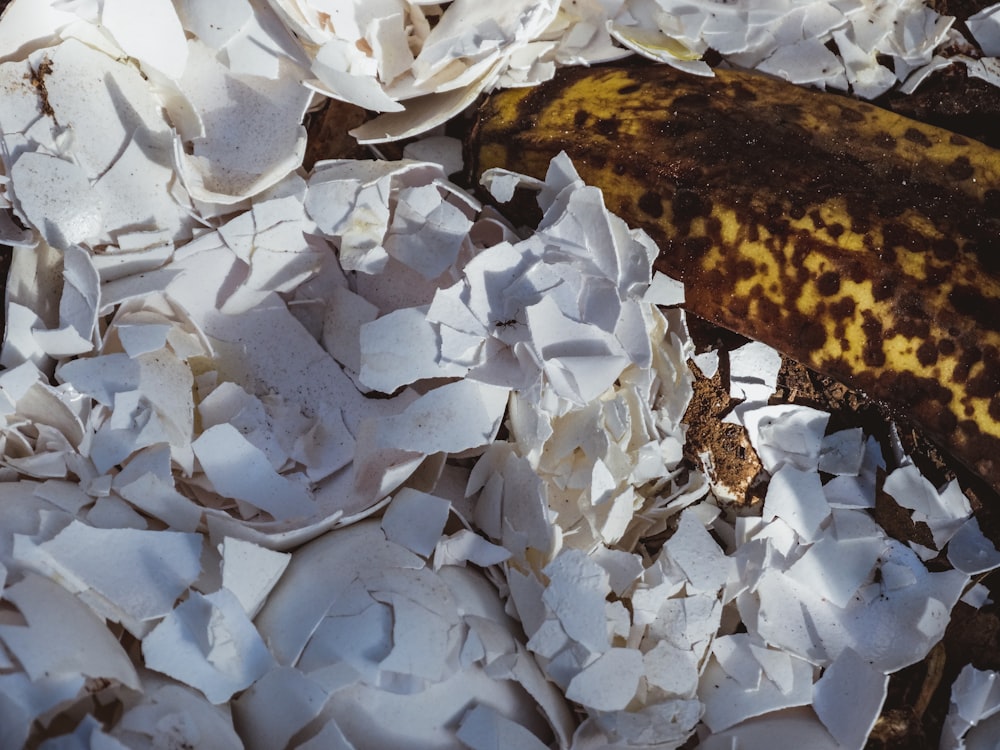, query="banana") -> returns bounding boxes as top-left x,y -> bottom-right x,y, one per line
466,64 -> 1000,494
